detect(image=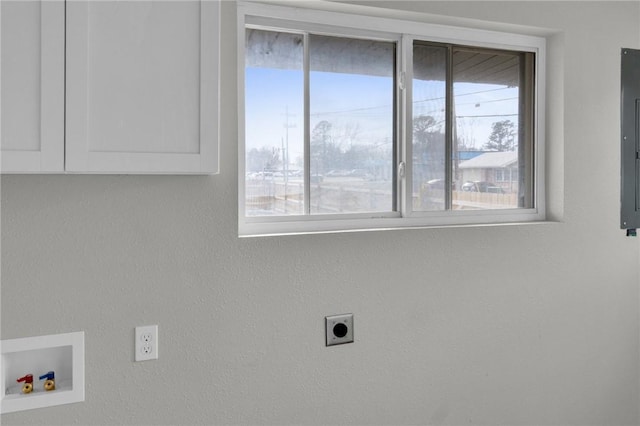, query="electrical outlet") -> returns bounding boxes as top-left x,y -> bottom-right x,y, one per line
325,314 -> 354,346
135,325 -> 158,361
